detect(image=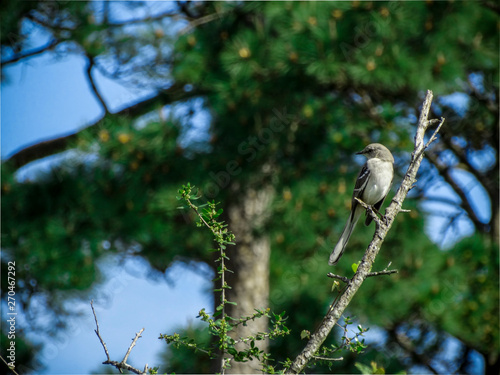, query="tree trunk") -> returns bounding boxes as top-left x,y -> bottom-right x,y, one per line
223,185 -> 274,373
